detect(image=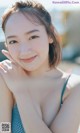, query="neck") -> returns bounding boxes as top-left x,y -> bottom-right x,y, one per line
25,67 -> 63,80
27,66 -> 50,78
